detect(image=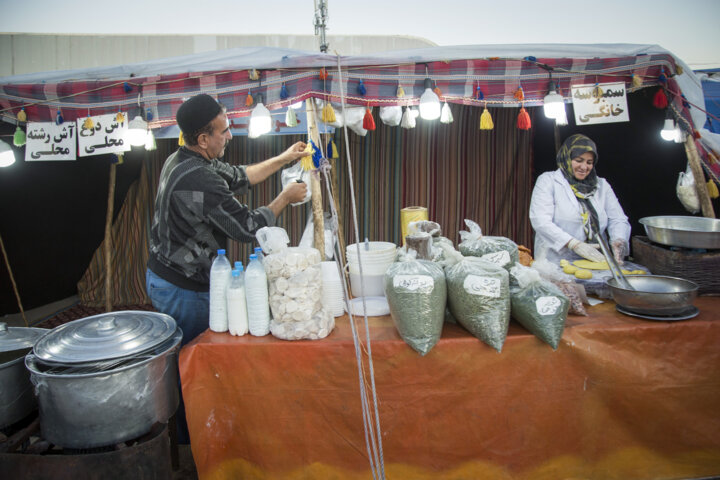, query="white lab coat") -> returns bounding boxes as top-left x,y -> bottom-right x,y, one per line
529,169 -> 631,264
